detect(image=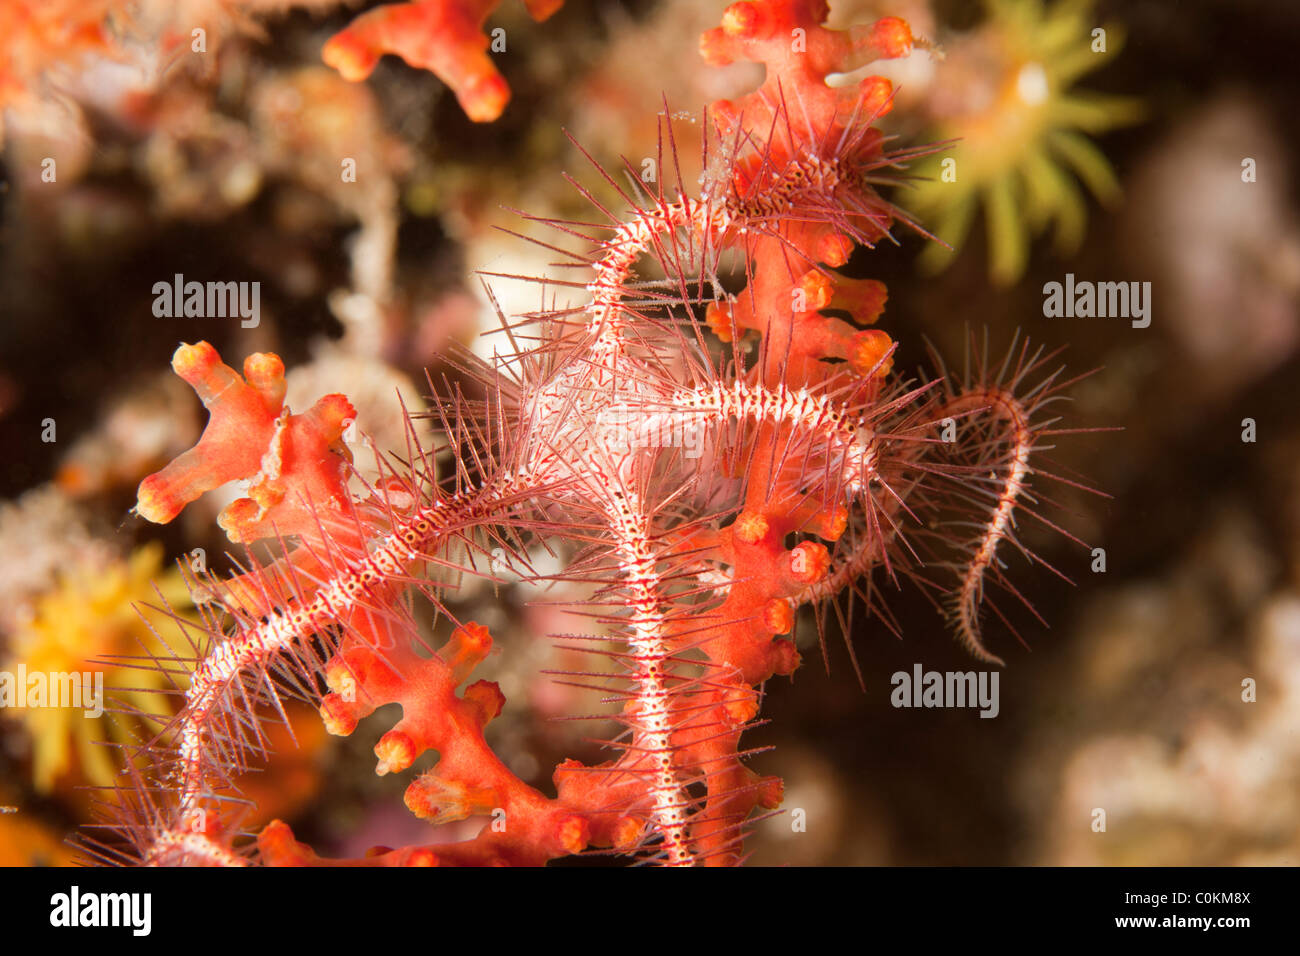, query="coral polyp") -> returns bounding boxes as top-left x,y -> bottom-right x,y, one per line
323,0 -> 565,122
902,0 -> 1141,283
1,544 -> 194,793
